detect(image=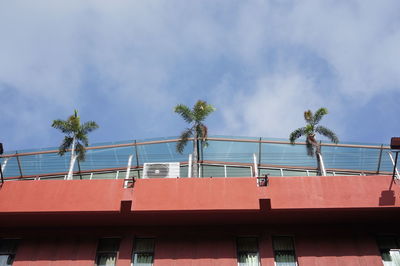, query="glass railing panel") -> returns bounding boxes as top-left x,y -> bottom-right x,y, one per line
381,152 -> 396,173
201,165 -> 225,178
283,169 -> 309,177
80,146 -> 133,171
322,145 -> 381,172
226,166 -> 252,177
204,140 -> 258,163
261,143 -> 316,167
180,166 -> 188,178
259,168 -> 283,177
91,172 -> 118,180
18,153 -> 69,176
137,141 -> 188,165
1,157 -> 19,178
116,171 -> 127,179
